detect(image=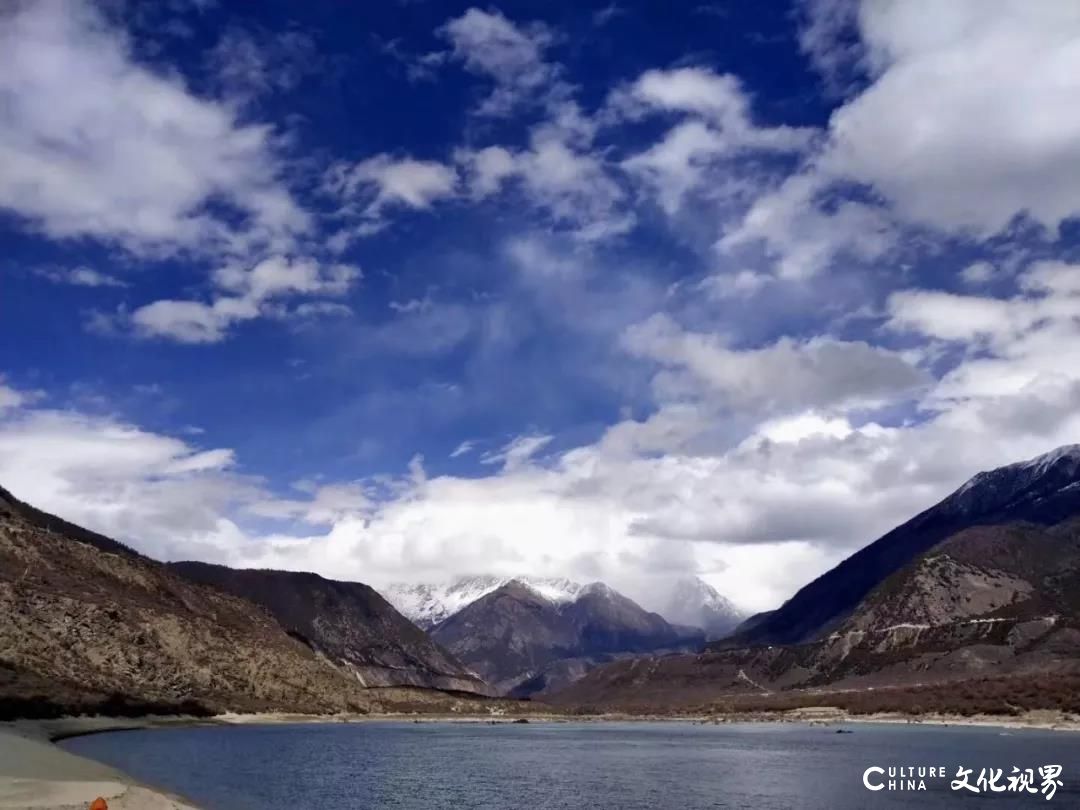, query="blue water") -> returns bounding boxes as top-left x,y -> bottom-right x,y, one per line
61,721 -> 1080,809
